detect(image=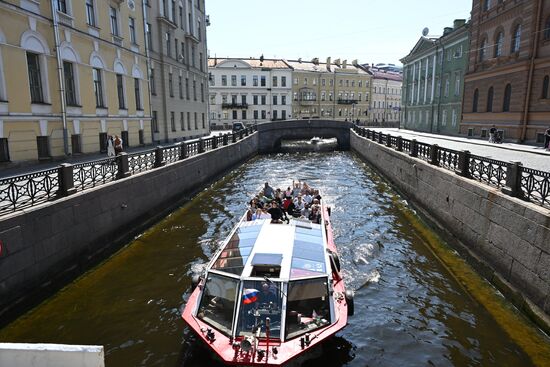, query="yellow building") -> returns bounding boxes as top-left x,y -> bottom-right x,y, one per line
0,0 -> 152,163
286,58 -> 372,122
